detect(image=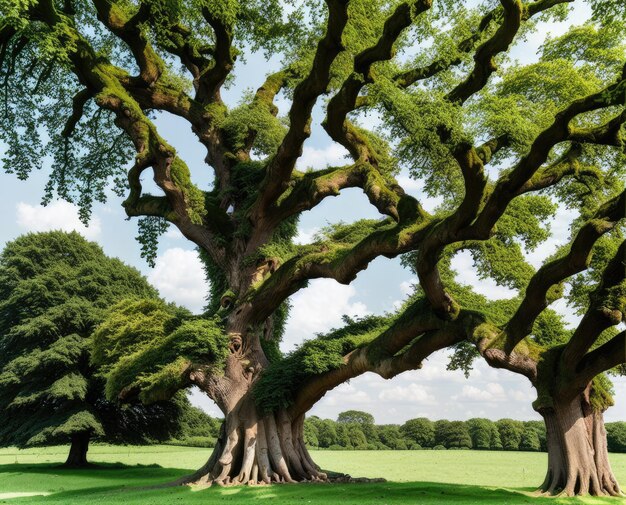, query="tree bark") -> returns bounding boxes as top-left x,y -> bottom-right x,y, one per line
538,396 -> 621,496
63,432 -> 90,468
184,328 -> 326,487
178,396 -> 325,486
